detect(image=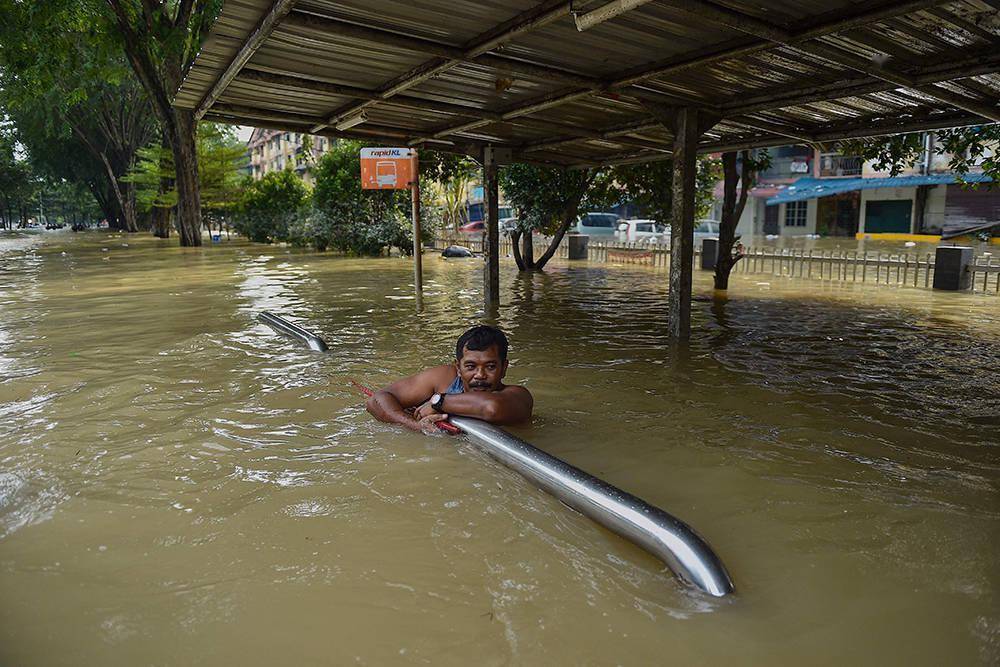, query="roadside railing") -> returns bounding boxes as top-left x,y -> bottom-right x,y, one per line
433,235 -> 1000,294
